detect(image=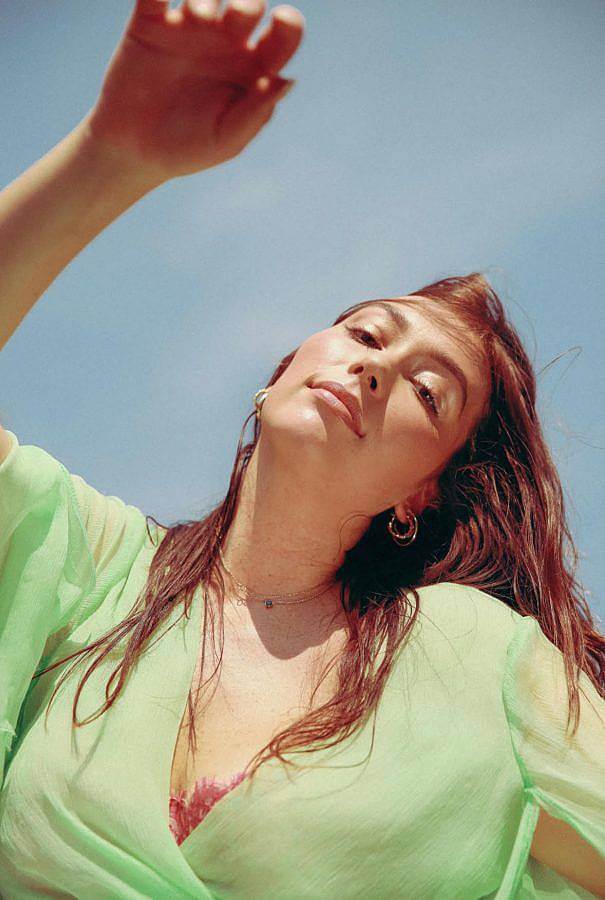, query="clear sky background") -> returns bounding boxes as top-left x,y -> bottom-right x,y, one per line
1,1 -> 604,623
